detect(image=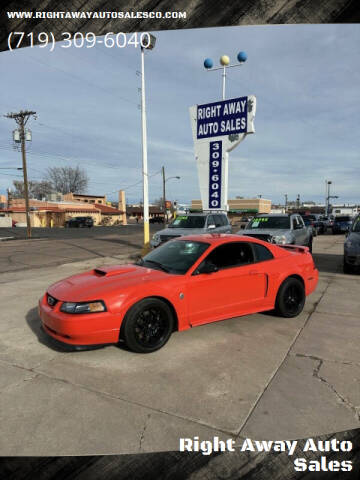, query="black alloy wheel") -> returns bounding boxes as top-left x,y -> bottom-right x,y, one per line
275,277 -> 305,318
122,298 -> 174,353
